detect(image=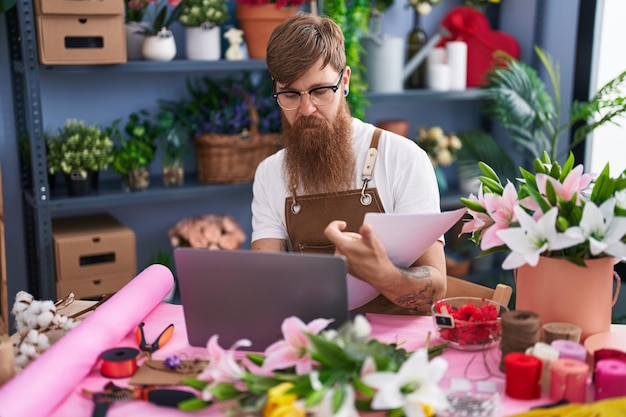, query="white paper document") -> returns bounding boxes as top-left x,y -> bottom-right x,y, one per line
347,207 -> 468,309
